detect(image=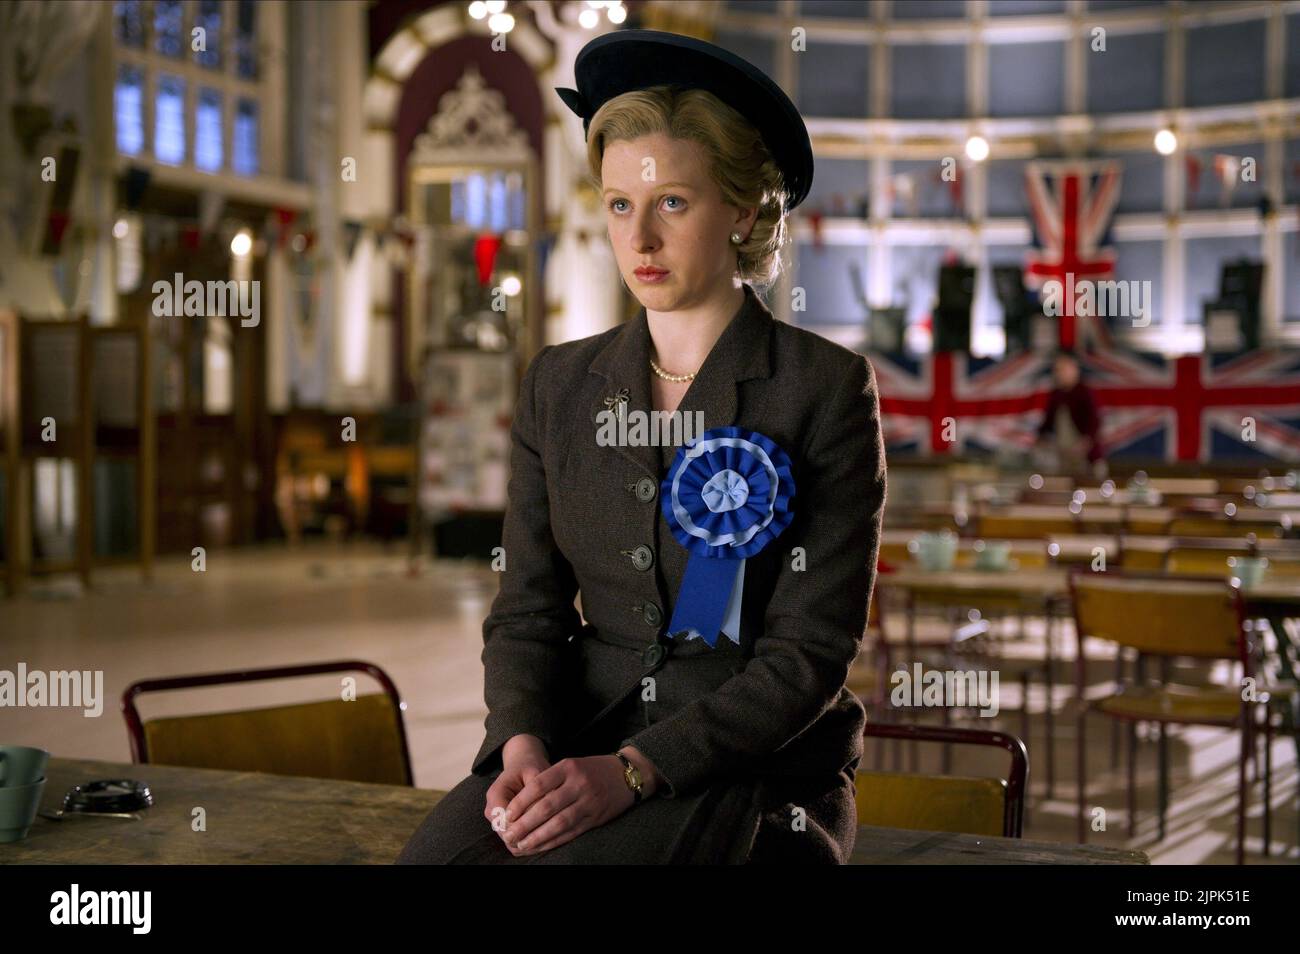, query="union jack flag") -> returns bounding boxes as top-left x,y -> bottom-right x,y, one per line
869,347 -> 1300,462
1024,160 -> 1123,351
871,350 -> 1051,456
1083,348 -> 1300,462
